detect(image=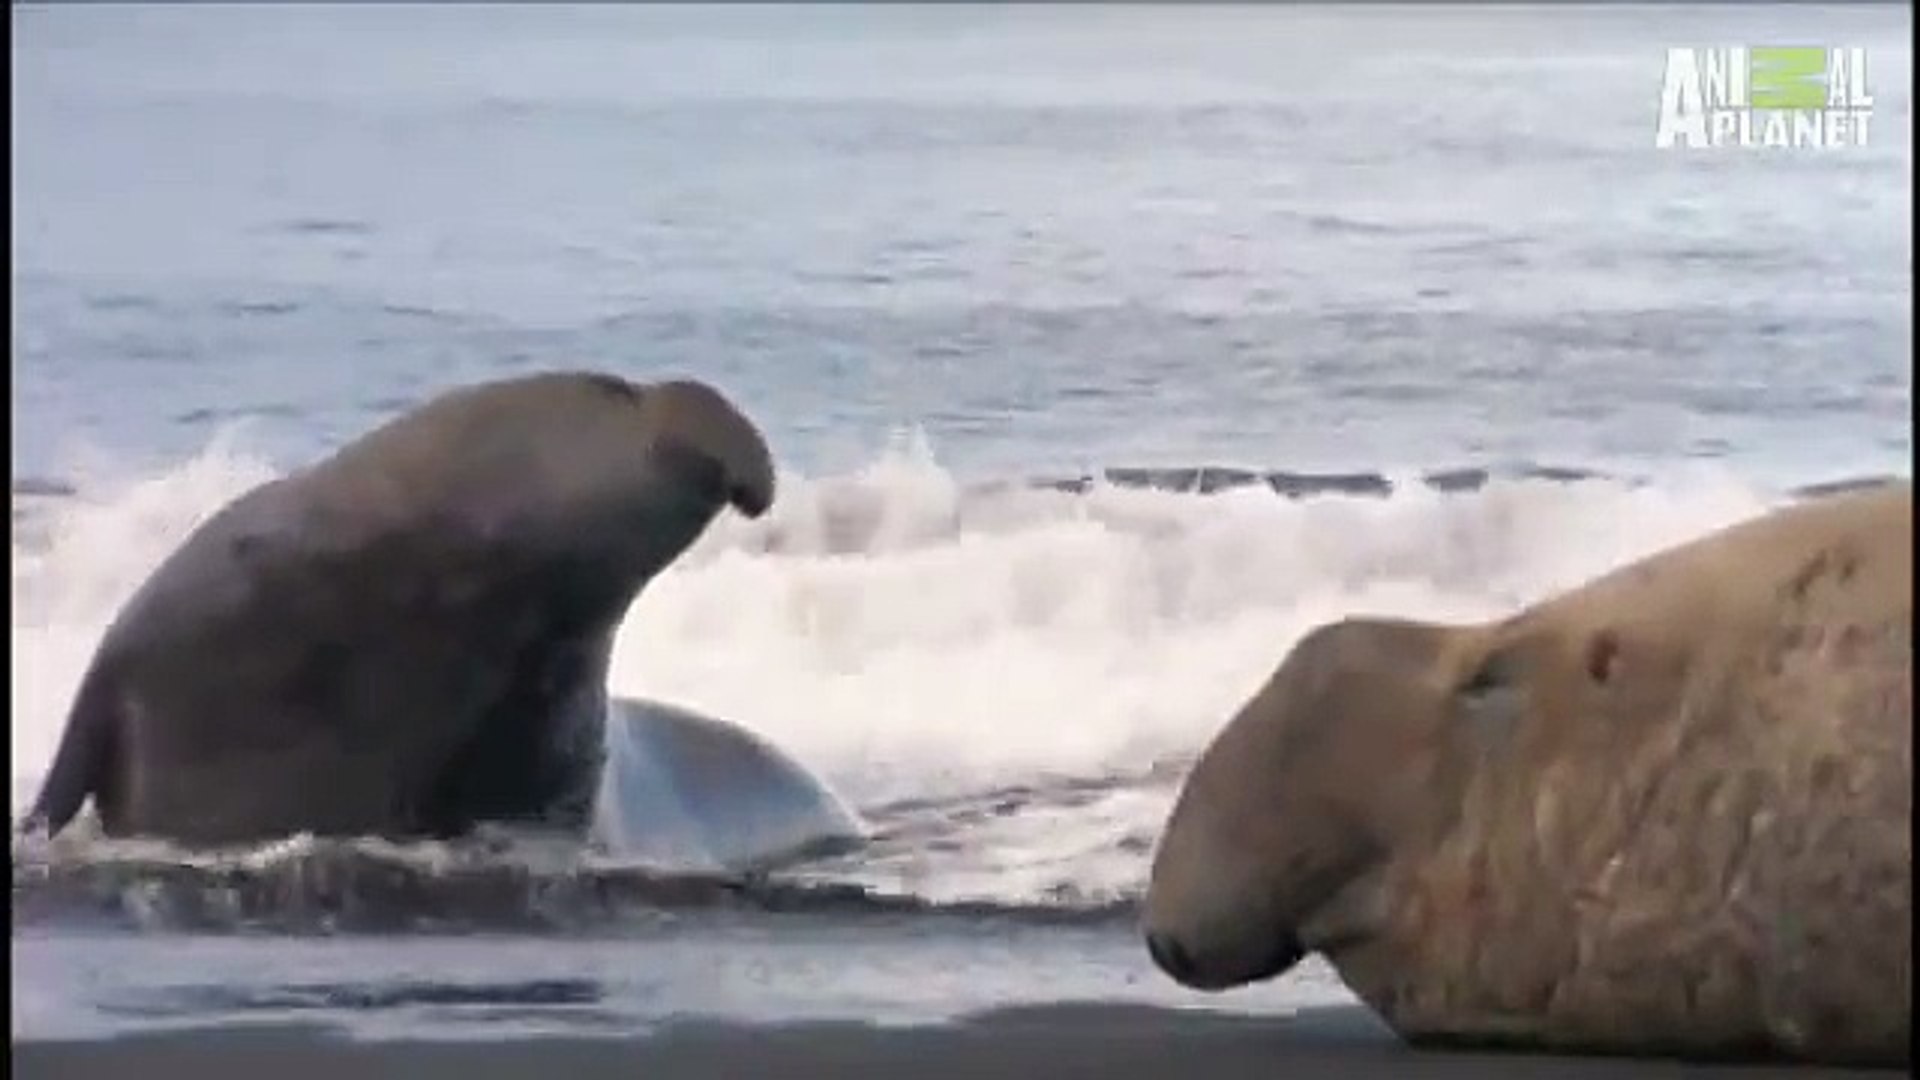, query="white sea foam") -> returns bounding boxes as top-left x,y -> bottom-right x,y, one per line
9,437 -> 1791,901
